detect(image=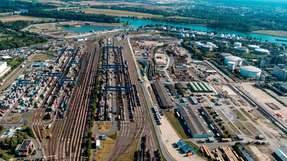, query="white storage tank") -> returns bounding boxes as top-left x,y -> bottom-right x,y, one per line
226,61 -> 236,71
248,44 -> 260,49
240,66 -> 262,79
234,42 -> 242,47
234,46 -> 249,54
224,55 -> 243,67
254,48 -> 270,55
